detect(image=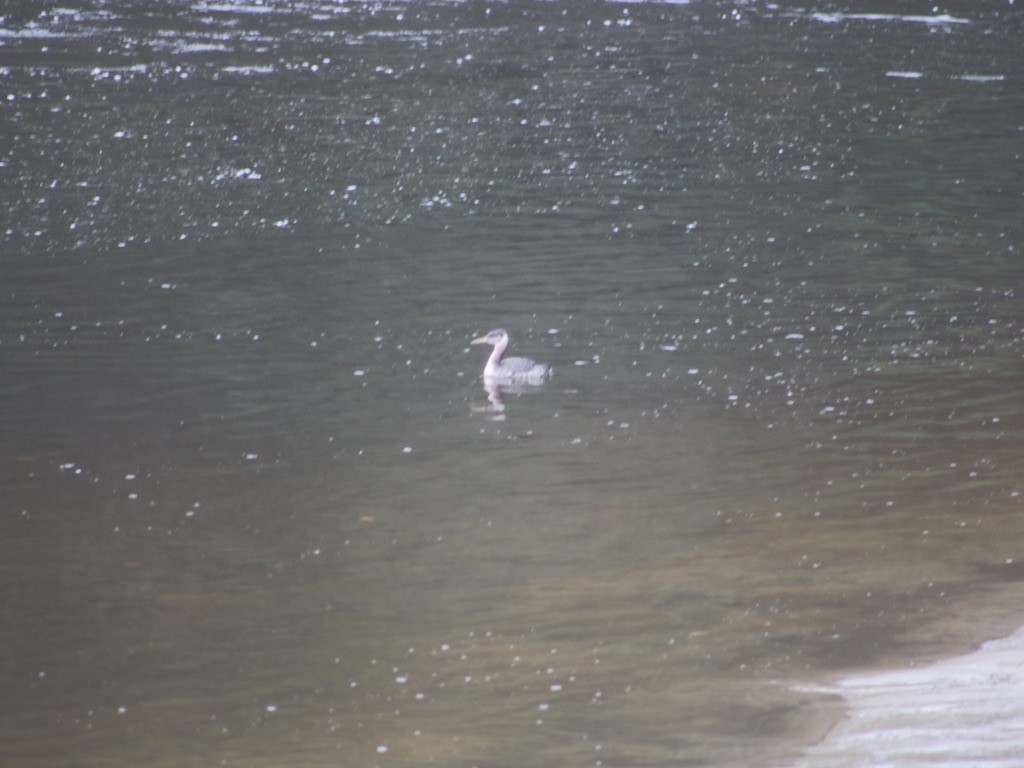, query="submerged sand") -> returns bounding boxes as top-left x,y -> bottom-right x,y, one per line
789,625 -> 1024,767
